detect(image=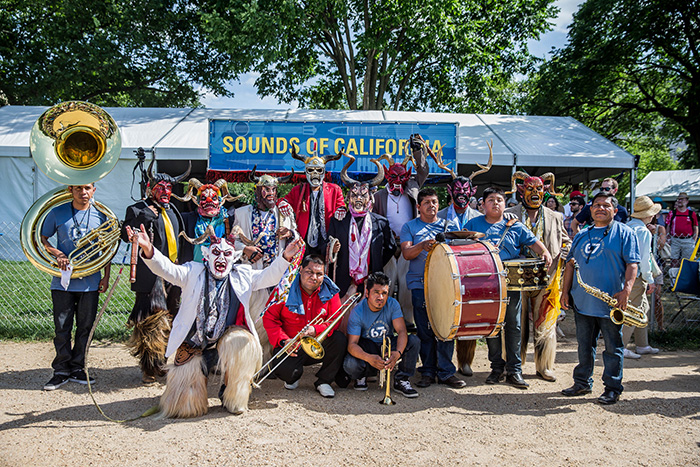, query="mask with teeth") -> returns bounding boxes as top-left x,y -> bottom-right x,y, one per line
520,176 -> 545,210
448,177 -> 476,209
197,186 -> 222,218
385,164 -> 412,196
201,237 -> 242,279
